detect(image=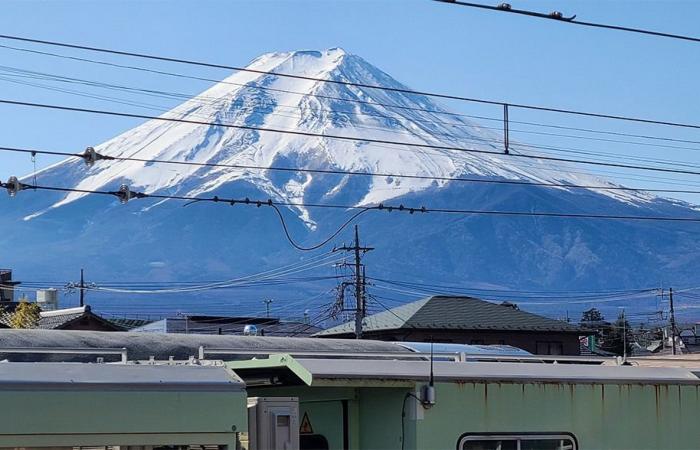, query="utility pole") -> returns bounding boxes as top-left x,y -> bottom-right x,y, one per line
334,225 -> 373,339
264,299 -> 273,318
622,308 -> 627,362
669,287 -> 677,355
79,268 -> 85,307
